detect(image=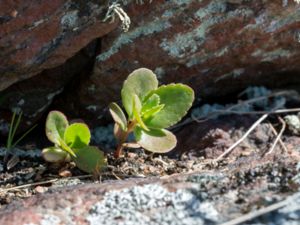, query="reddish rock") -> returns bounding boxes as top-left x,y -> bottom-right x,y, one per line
77,0 -> 300,119
1,0 -> 300,130
0,0 -> 117,91
0,0 -> 119,132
